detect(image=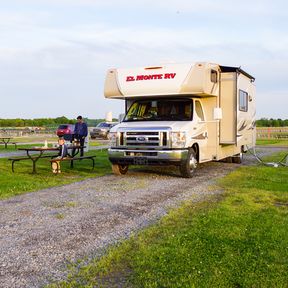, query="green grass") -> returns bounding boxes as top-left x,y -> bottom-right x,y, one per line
260,151 -> 288,165
89,140 -> 106,147
12,136 -> 58,143
0,150 -> 111,199
50,154 -> 288,288
256,139 -> 288,146
0,143 -> 44,153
